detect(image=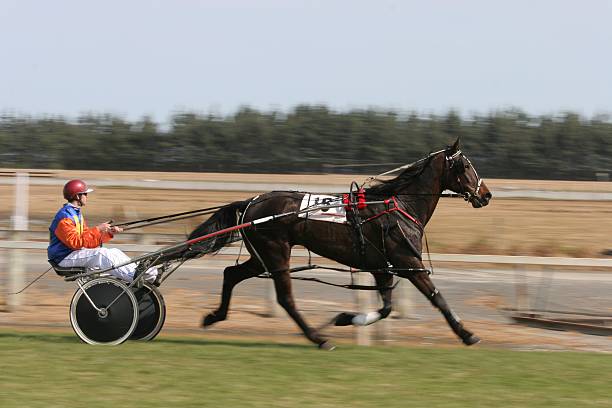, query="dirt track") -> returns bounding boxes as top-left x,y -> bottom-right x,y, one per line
2,250 -> 612,352
3,274 -> 612,353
